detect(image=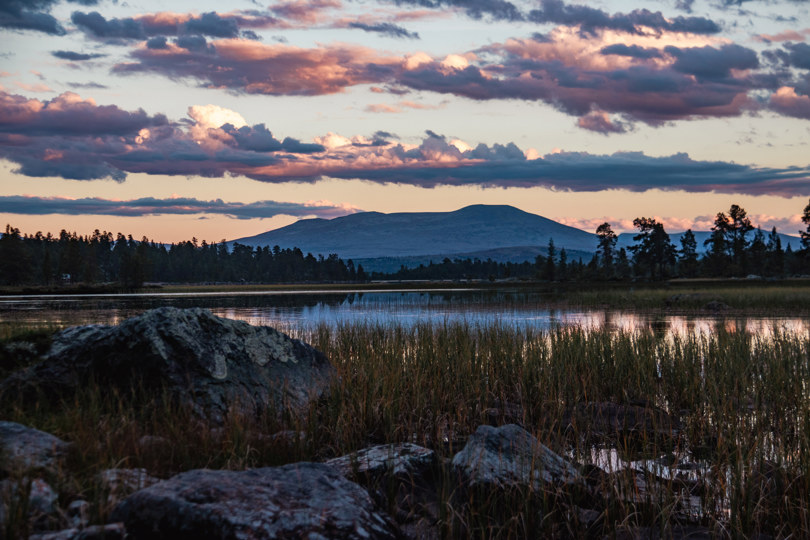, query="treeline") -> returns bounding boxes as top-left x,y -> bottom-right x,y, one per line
0,230 -> 367,288
376,202 -> 810,282
1,201 -> 808,287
